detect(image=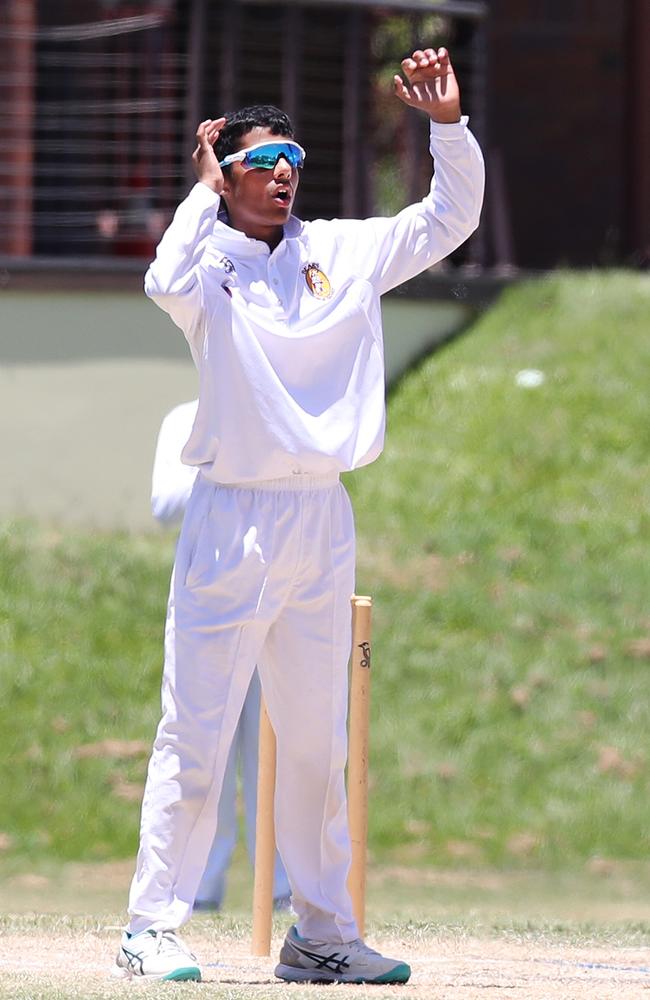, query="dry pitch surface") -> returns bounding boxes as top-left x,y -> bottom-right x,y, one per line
2,863 -> 649,999
1,923 -> 650,1000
